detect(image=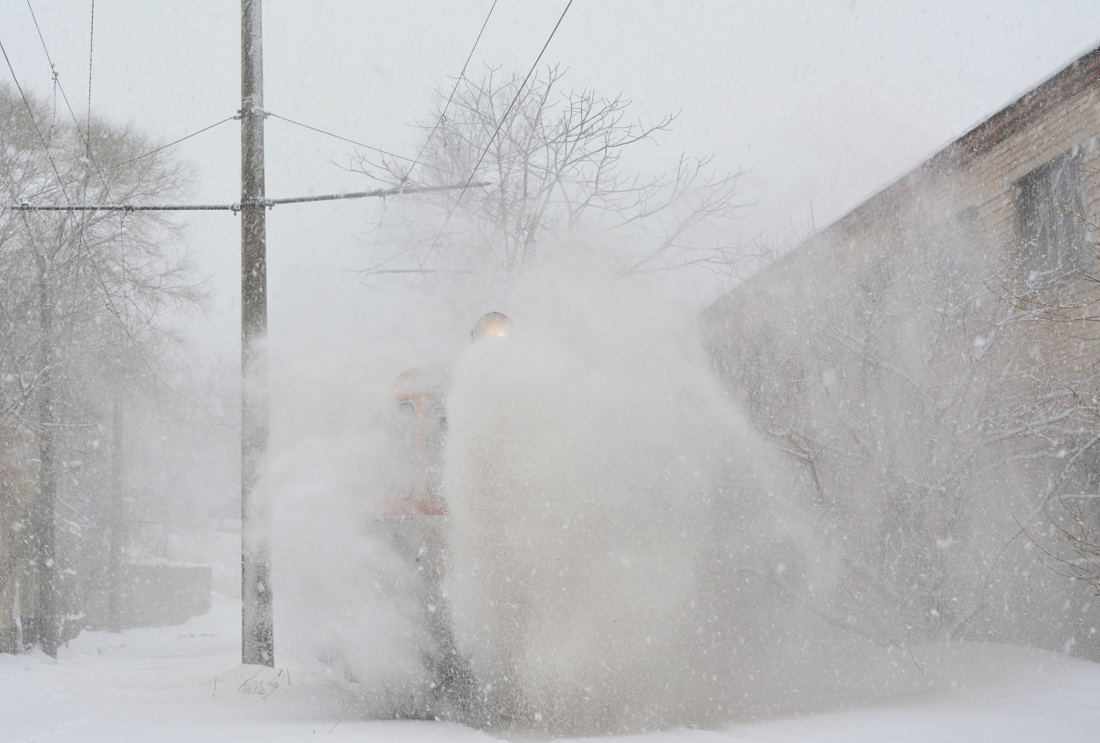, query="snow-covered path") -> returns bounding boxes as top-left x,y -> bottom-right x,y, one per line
727,655 -> 1100,743
1,596 -> 490,742
3,596 -> 1099,743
